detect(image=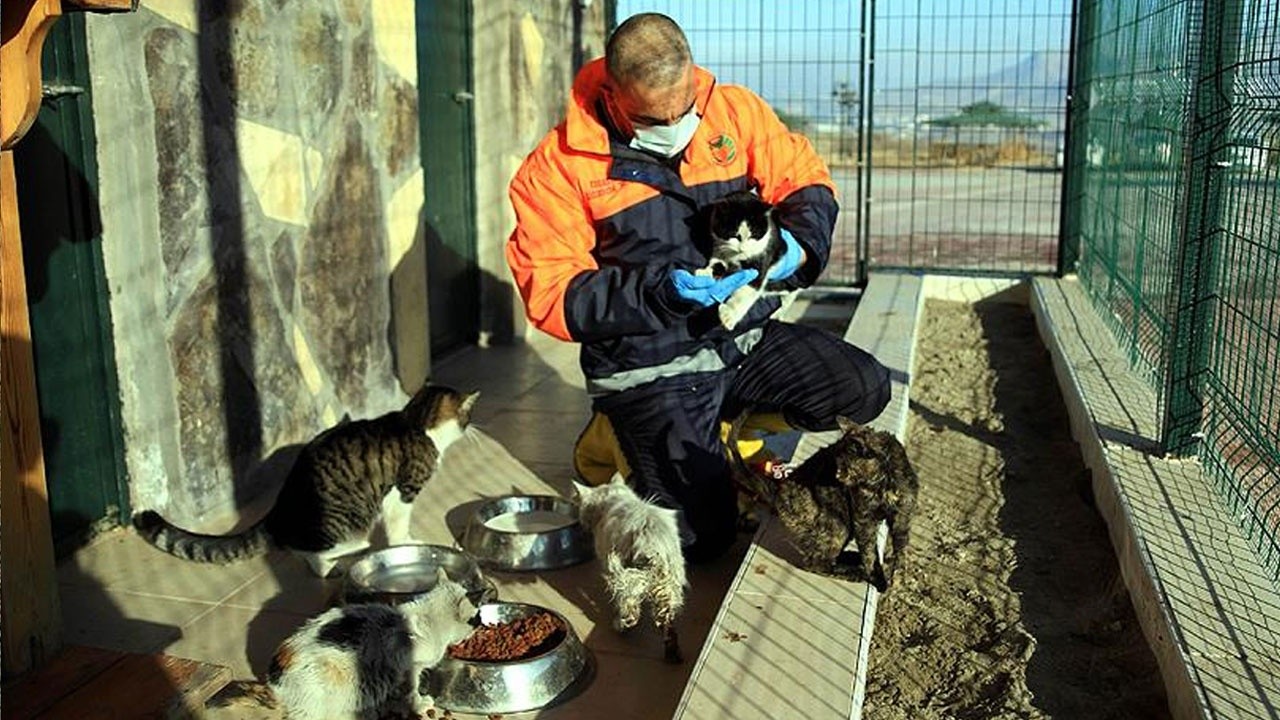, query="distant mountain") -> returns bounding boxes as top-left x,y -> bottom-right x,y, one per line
872,51 -> 1069,129
720,51 -> 1070,132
